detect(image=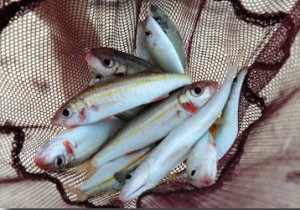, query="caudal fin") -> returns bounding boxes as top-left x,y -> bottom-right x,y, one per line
72,161 -> 97,179
226,49 -> 245,80
66,185 -> 88,202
